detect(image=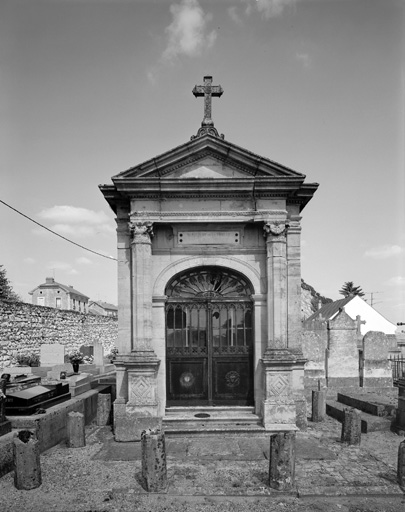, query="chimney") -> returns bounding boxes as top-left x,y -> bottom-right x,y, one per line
45,277 -> 54,284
